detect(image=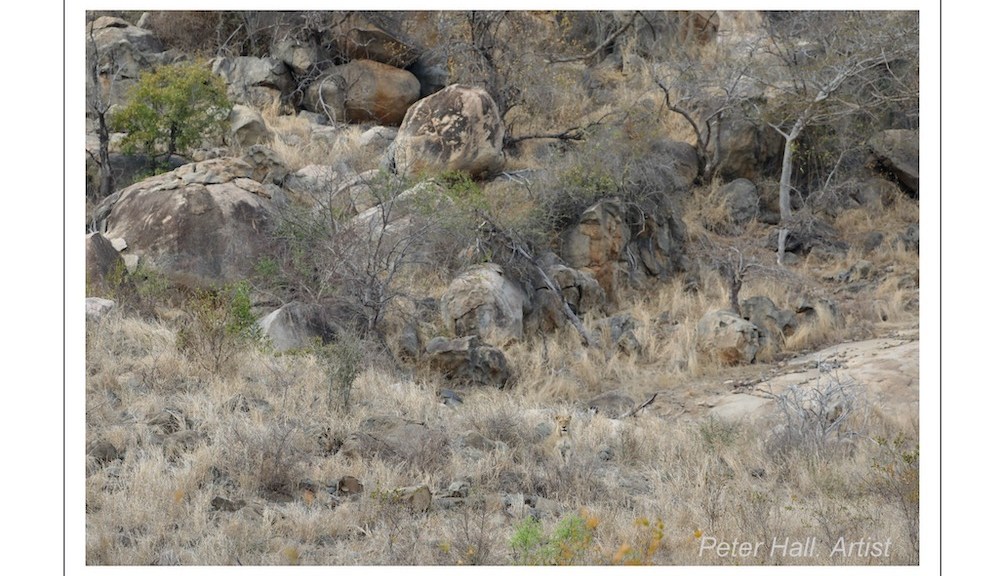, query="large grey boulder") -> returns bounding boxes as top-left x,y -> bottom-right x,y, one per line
210,56 -> 293,109
229,105 -> 272,147
86,297 -> 118,322
100,157 -> 278,285
714,115 -> 783,182
391,84 -> 505,178
867,129 -> 918,196
270,36 -> 321,76
649,138 -> 700,191
560,199 -> 628,302
341,415 -> 450,473
740,296 -> 796,358
258,302 -> 360,352
696,309 -> 761,366
86,16 -> 172,108
441,264 -> 528,344
304,60 -> 420,125
715,178 -> 760,234
559,197 -> 685,303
